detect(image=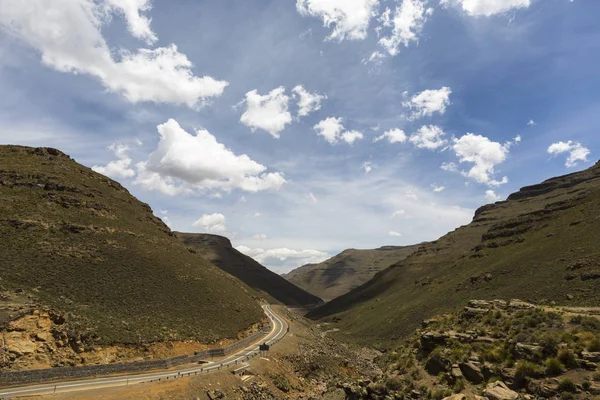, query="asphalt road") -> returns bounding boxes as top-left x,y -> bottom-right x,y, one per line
0,304 -> 288,398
